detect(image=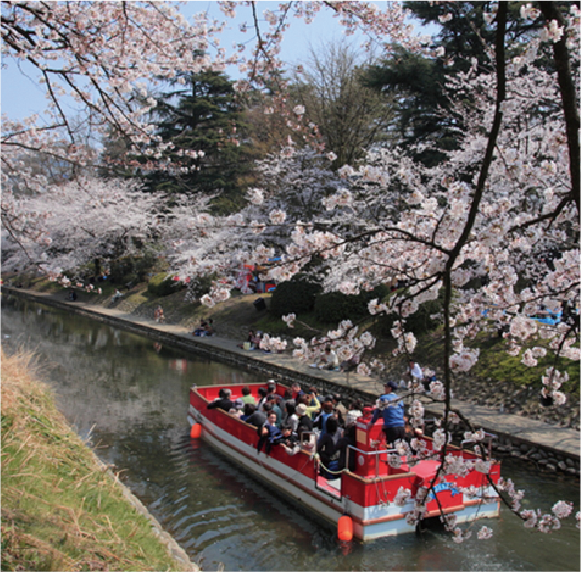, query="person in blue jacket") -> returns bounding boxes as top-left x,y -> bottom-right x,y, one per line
371,380 -> 405,446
